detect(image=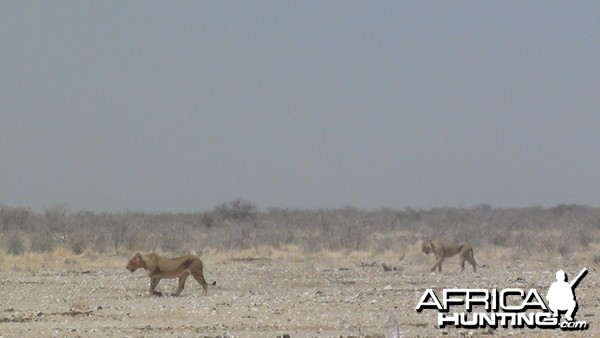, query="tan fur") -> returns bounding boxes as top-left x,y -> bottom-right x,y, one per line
126,253 -> 215,296
421,239 -> 479,273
